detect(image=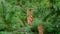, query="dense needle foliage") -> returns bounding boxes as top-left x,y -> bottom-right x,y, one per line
0,0 -> 60,34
